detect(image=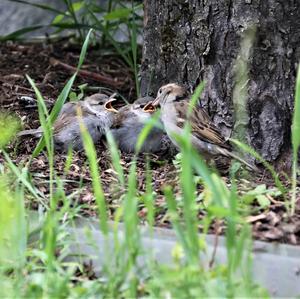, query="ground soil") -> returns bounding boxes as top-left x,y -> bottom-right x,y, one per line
0,40 -> 300,245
